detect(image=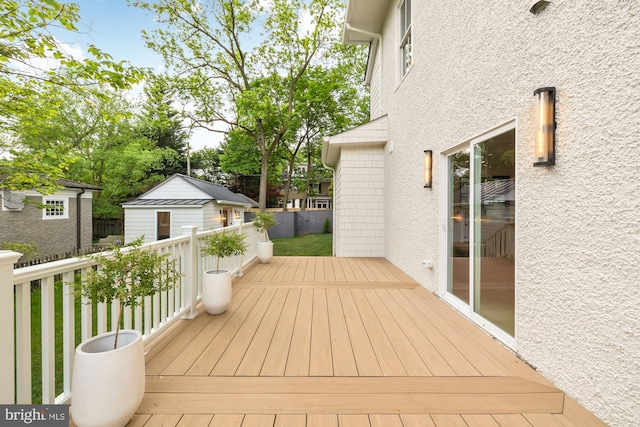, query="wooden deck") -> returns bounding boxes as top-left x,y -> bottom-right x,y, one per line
128,257 -> 606,426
